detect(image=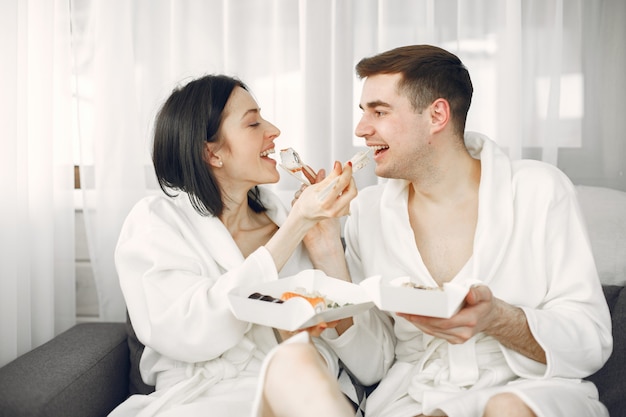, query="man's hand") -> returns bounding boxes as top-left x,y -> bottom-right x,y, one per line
396,285 -> 546,363
396,285 -> 496,344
